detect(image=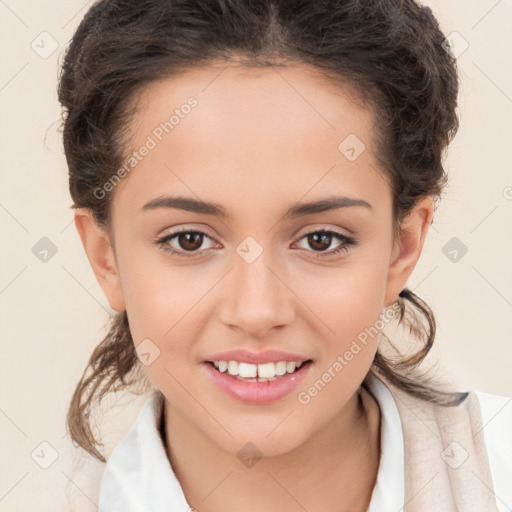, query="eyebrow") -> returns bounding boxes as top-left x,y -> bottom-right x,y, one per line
141,194 -> 372,219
